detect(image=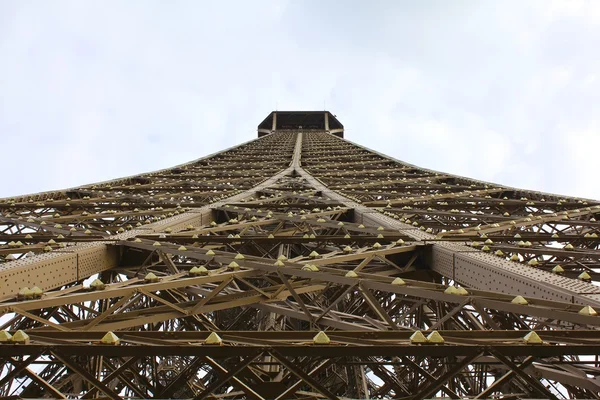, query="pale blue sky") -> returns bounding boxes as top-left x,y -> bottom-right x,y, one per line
1,1 -> 600,198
